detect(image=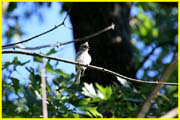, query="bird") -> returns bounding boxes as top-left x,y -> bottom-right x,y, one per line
75,42 -> 92,84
